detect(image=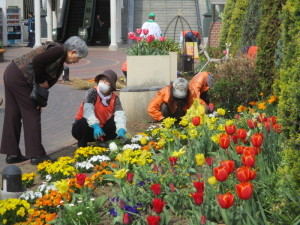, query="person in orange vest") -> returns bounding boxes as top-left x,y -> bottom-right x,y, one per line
189,71 -> 214,112
121,61 -> 127,80
246,46 -> 258,59
72,70 -> 127,147
148,77 -> 193,121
